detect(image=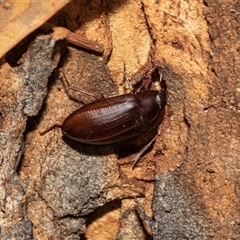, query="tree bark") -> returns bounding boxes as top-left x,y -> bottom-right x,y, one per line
0,0 -> 240,239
